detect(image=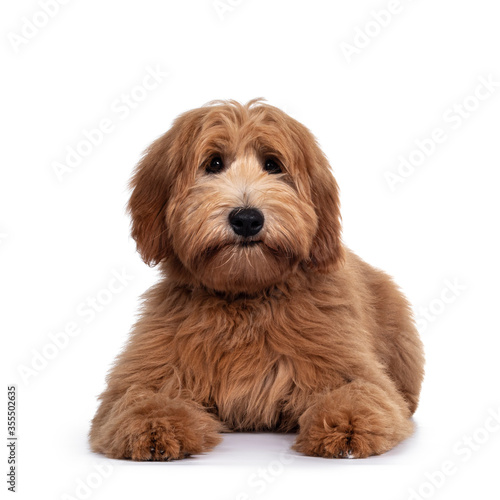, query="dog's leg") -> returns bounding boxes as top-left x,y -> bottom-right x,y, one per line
382,328 -> 424,416
90,384 -> 222,461
292,379 -> 413,458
